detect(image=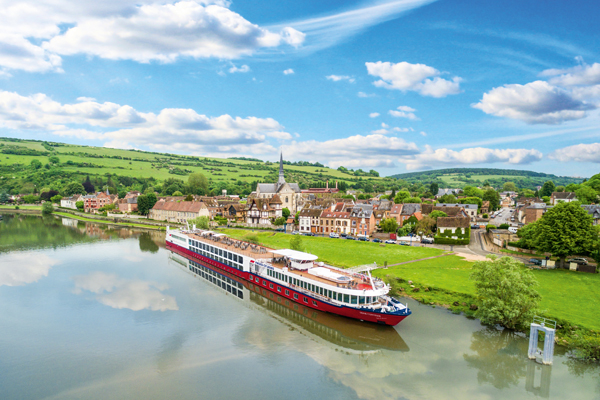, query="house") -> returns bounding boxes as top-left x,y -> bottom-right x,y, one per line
246,196 -> 283,225
399,203 -> 422,226
83,191 -> 117,213
499,191 -> 518,199
350,204 -> 375,237
437,216 -> 470,239
481,201 -> 490,215
390,204 -> 403,224
550,192 -> 578,205
582,205 -> 600,225
60,194 -> 82,210
117,191 -> 140,213
501,197 -> 513,208
255,152 -> 303,214
525,203 -> 549,224
320,210 -> 351,234
148,200 -> 209,223
225,204 -> 245,223
301,179 -> 340,196
435,188 -> 462,199
298,208 -> 322,233
429,203 -> 478,221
